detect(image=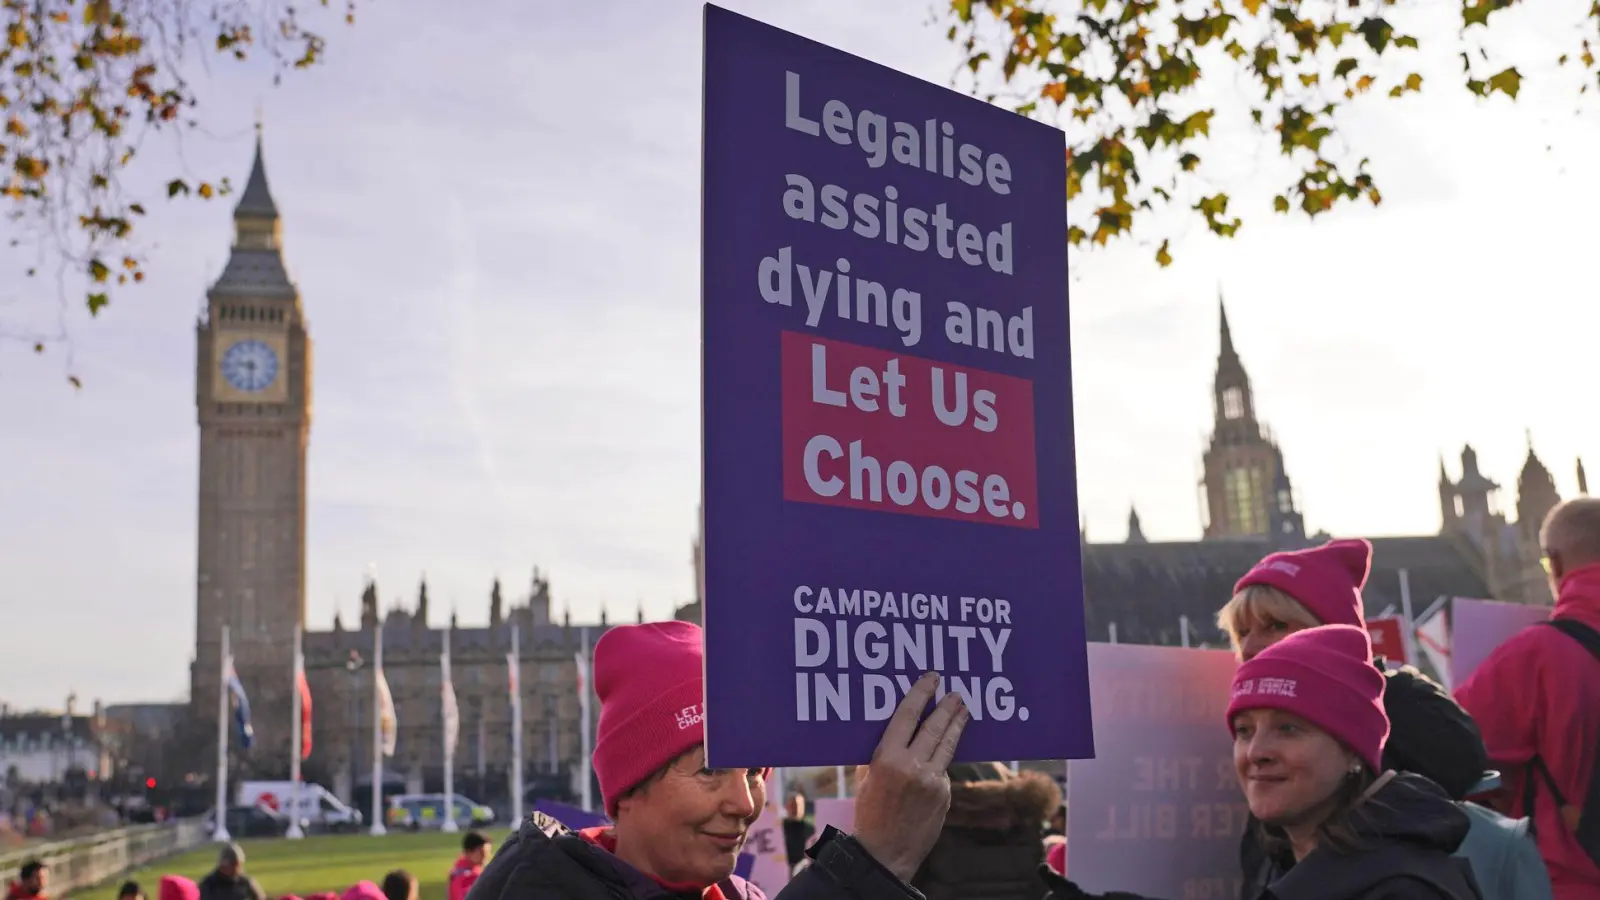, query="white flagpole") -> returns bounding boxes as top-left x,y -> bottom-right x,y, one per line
1108,622 -> 1119,644
579,626 -> 593,812
1398,568 -> 1419,667
213,625 -> 232,842
287,624 -> 306,839
442,637 -> 459,833
510,623 -> 524,825
834,765 -> 846,799
1180,614 -> 1191,648
369,625 -> 387,836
